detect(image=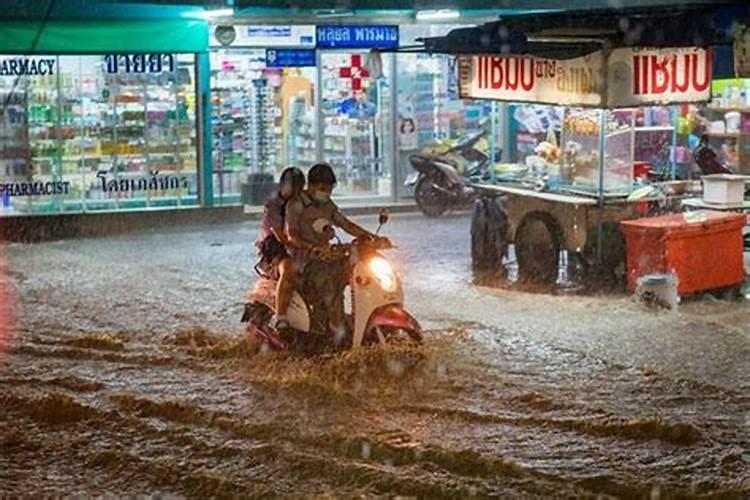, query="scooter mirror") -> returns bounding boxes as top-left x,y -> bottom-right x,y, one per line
379,209 -> 390,227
